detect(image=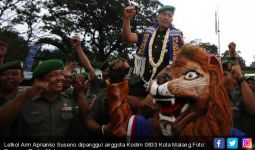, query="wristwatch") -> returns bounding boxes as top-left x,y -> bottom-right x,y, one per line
237,76 -> 246,85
